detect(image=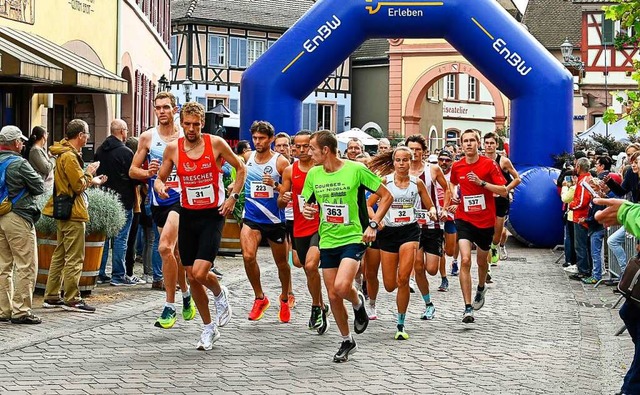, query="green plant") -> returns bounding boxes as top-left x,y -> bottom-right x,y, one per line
36,187 -> 127,238
614,32 -> 639,50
